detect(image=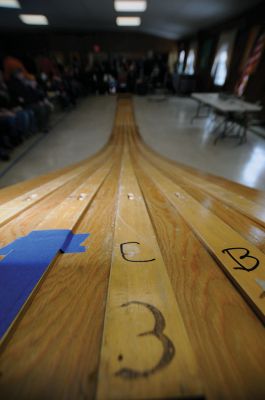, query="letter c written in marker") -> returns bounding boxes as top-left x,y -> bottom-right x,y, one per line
120,242 -> 156,263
